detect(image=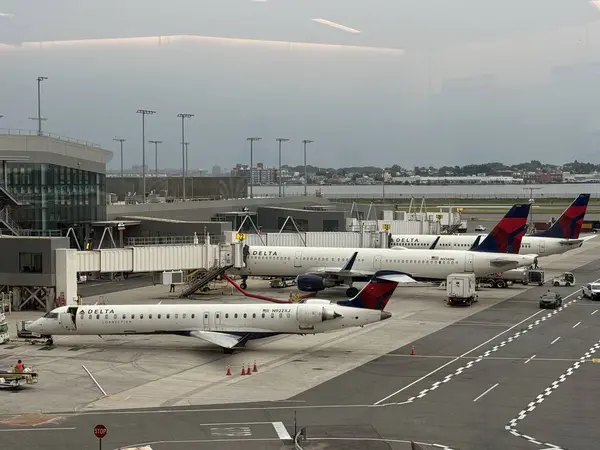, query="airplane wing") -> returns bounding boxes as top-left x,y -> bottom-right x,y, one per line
307,267 -> 374,278
189,330 -> 247,349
